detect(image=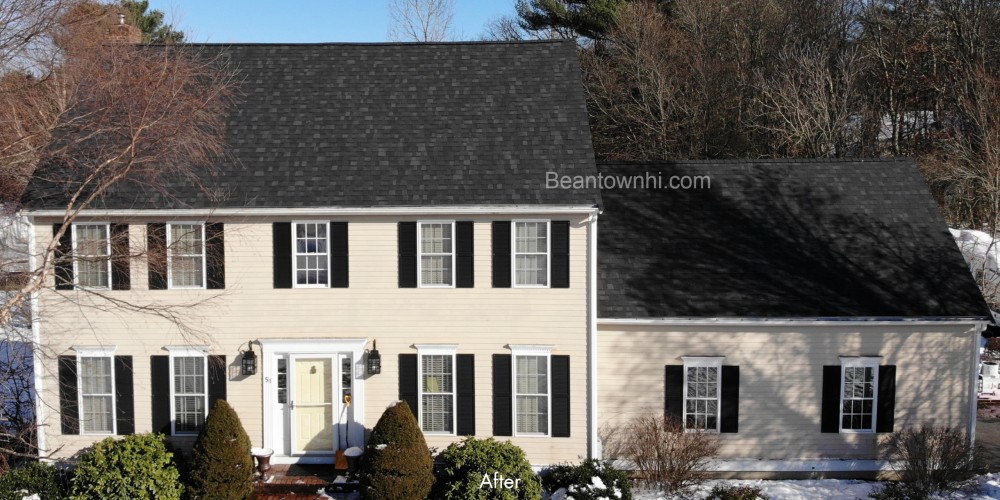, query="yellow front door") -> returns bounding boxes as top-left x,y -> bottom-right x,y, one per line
291,357 -> 334,453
